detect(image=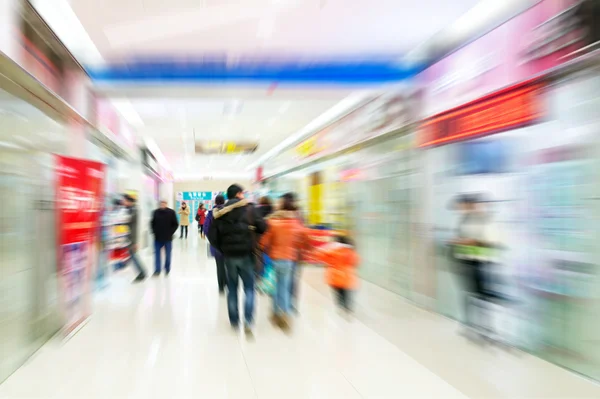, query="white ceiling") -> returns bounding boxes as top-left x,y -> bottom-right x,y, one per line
122,92 -> 343,179
35,0 -> 486,179
67,0 -> 482,61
